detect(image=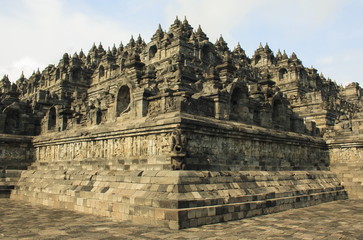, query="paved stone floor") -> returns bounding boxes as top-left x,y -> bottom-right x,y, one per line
0,199 -> 362,240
